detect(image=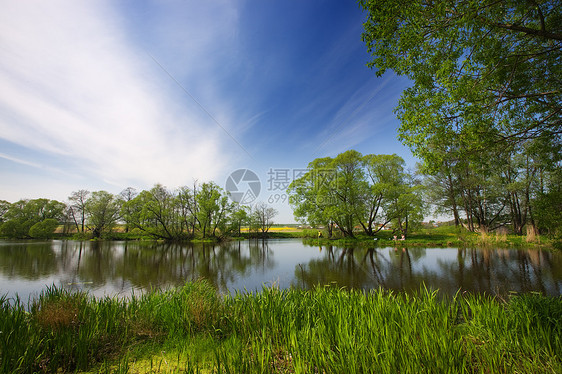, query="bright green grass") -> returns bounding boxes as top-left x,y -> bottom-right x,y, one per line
1,281 -> 560,373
